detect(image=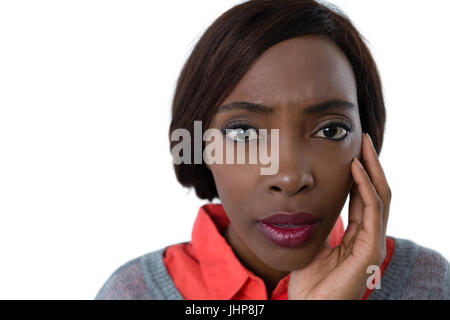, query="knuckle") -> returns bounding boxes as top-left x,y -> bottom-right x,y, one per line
386,184 -> 392,200
375,195 -> 384,210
